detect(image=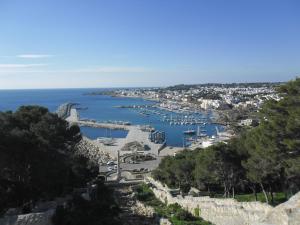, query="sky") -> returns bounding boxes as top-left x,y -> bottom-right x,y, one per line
0,0 -> 299,89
